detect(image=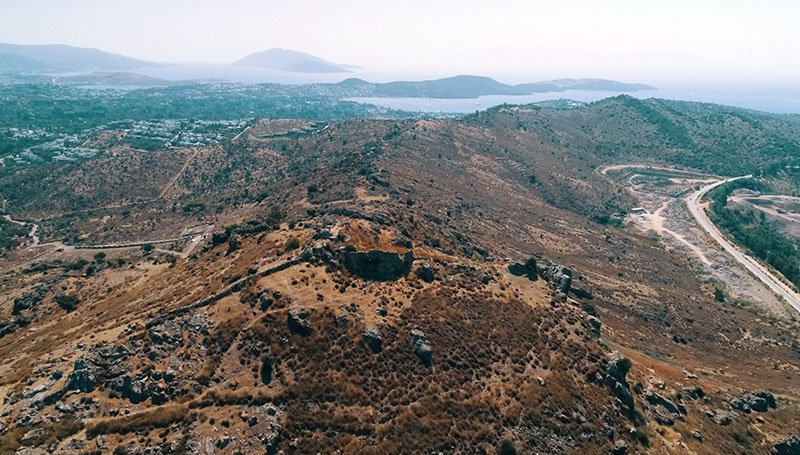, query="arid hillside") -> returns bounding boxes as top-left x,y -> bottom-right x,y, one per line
1,99 -> 800,454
